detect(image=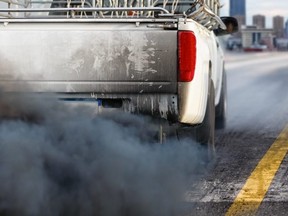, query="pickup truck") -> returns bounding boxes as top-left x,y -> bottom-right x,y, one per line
0,0 -> 237,156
